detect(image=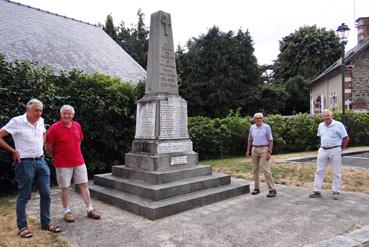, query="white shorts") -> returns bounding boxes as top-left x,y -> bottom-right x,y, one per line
55,164 -> 88,188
